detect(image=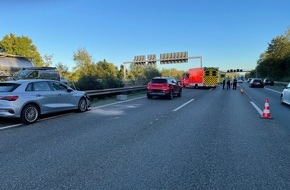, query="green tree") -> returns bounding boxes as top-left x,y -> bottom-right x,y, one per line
143,65 -> 161,83
130,65 -> 145,80
0,33 -> 43,66
161,68 -> 184,79
256,27 -> 290,80
56,62 -> 70,77
117,65 -> 125,79
73,48 -> 96,79
95,59 -> 118,79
